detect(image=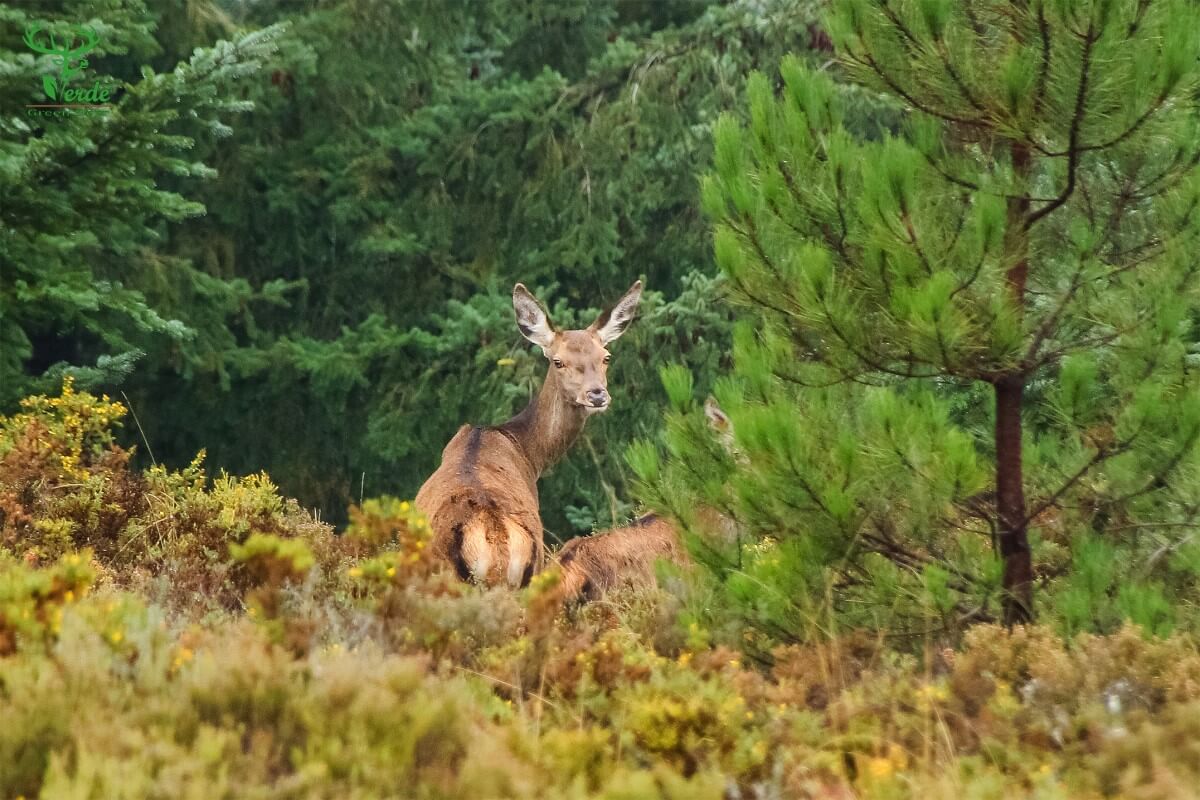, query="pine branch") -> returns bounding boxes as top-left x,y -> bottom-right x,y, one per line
1032,2 -> 1052,114
1022,249 -> 1094,369
1131,153 -> 1200,201
1039,93 -> 1168,158
1026,23 -> 1096,228
848,49 -> 986,127
1112,424 -> 1200,504
875,0 -> 985,113
1022,439 -> 1133,529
